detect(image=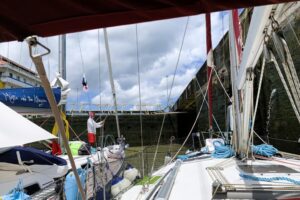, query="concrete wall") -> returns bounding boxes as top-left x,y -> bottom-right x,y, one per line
174,6 -> 300,153
31,114 -> 178,147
